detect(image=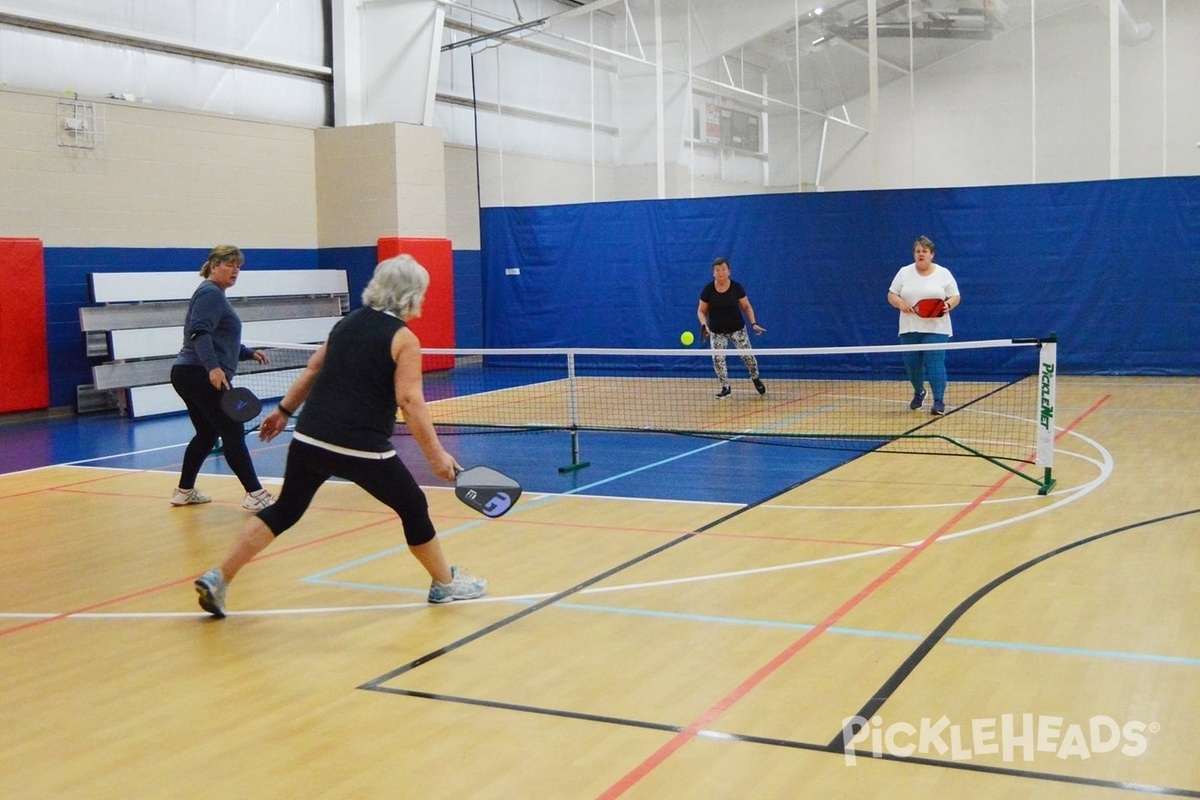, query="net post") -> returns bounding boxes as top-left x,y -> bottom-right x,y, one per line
558,351 -> 591,473
1035,334 -> 1058,495
558,428 -> 591,474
